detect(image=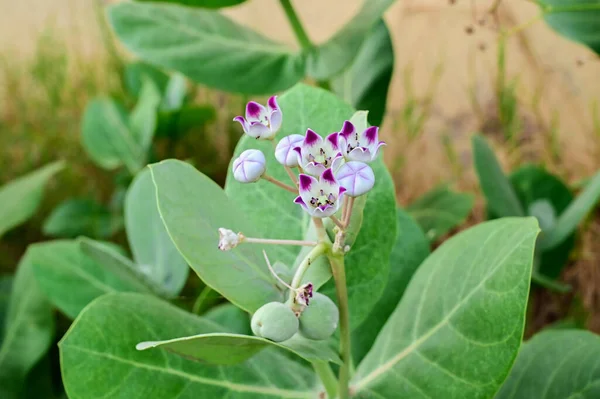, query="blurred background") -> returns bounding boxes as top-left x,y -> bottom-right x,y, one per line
1,0 -> 599,334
